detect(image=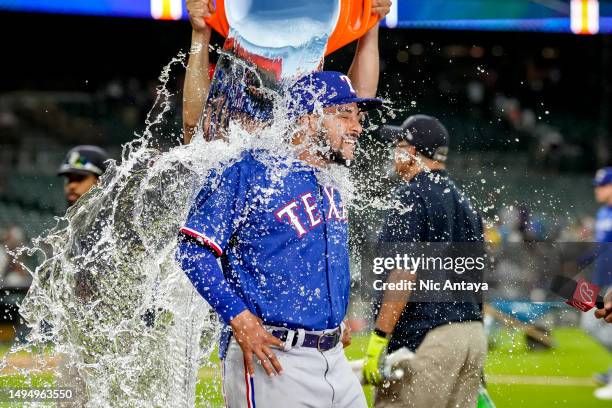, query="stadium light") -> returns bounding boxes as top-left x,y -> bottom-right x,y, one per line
385,0 -> 399,29
151,0 -> 183,20
571,0 -> 599,35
